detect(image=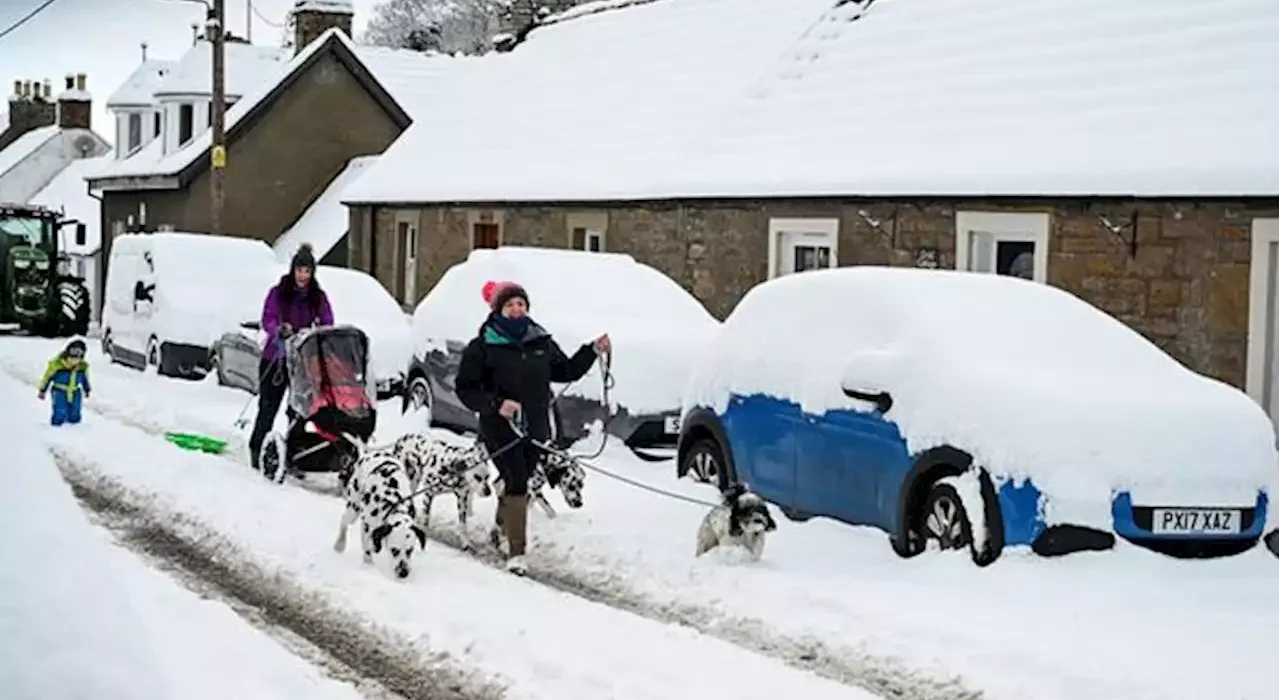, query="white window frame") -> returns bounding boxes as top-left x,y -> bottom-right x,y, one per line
954,211 -> 1050,283
1246,217 -> 1279,413
767,217 -> 839,279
